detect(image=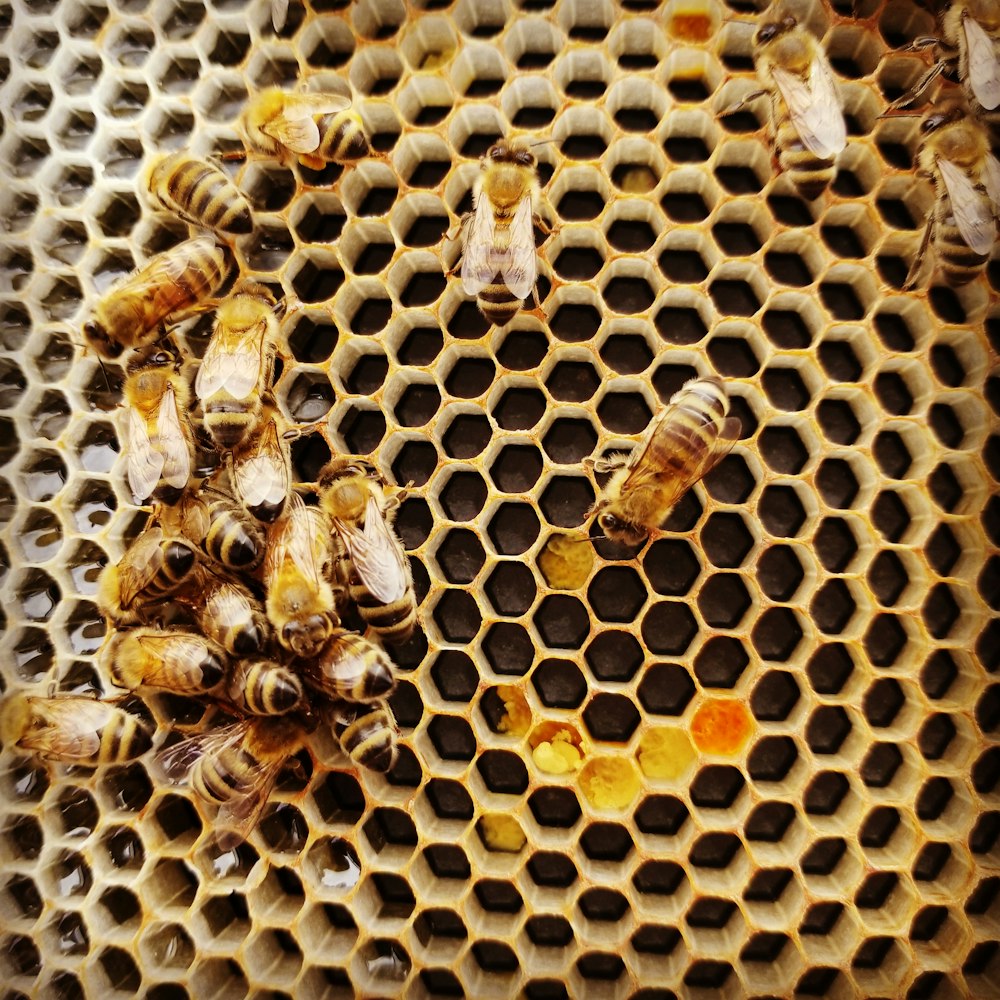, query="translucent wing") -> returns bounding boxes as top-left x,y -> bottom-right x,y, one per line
985,152 -> 1000,212
335,496 -> 408,604
153,722 -> 245,784
271,0 -> 289,31
772,61 -> 846,159
196,319 -> 267,400
461,194 -> 499,295
157,385 -> 191,489
126,405 -> 164,503
22,698 -> 106,760
118,527 -> 165,609
264,93 -> 351,154
137,633 -> 209,689
266,493 -> 325,589
499,195 -> 538,301
965,14 -> 1000,110
938,157 -> 996,254
233,421 -> 289,508
215,753 -> 287,850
